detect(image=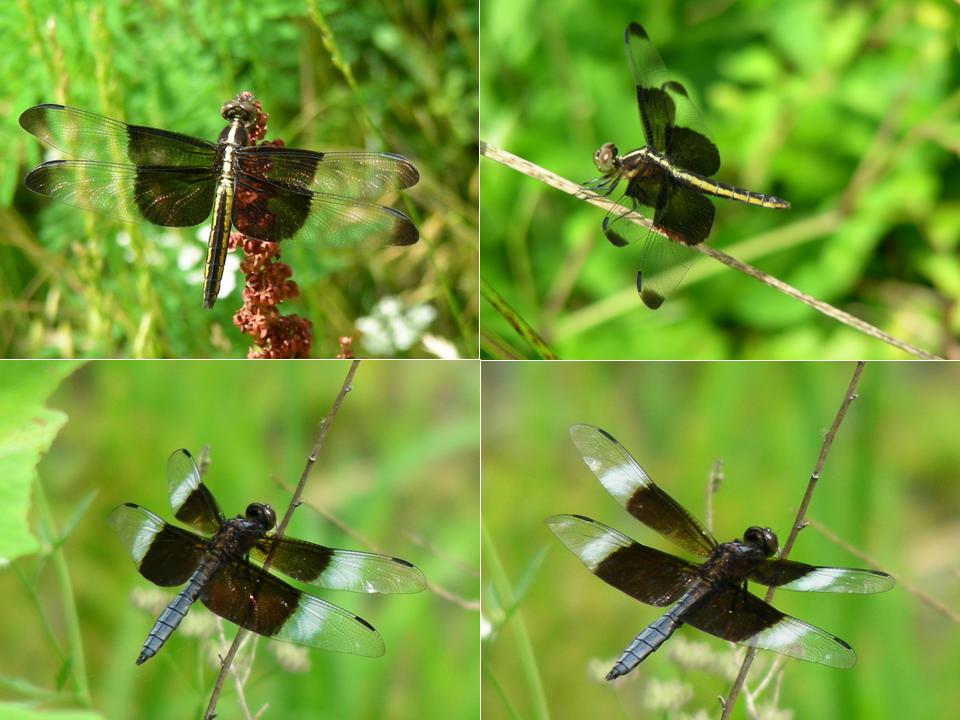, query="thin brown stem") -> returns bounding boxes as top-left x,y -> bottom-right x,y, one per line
480,143 -> 940,360
203,360 -> 361,720
275,360 -> 361,536
720,361 -> 866,719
